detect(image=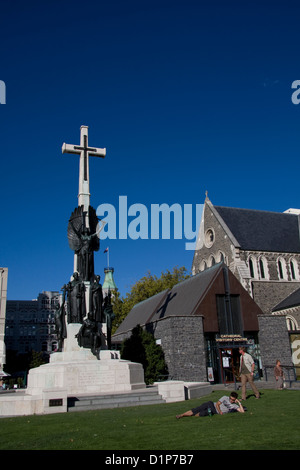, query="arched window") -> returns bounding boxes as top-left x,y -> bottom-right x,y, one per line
277,257 -> 288,280
200,260 -> 207,271
289,258 -> 299,280
208,256 -> 215,267
248,256 -> 258,278
258,256 -> 269,280
259,259 -> 265,278
286,315 -> 298,331
278,260 -> 283,279
290,261 -> 295,279
249,258 -> 254,278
